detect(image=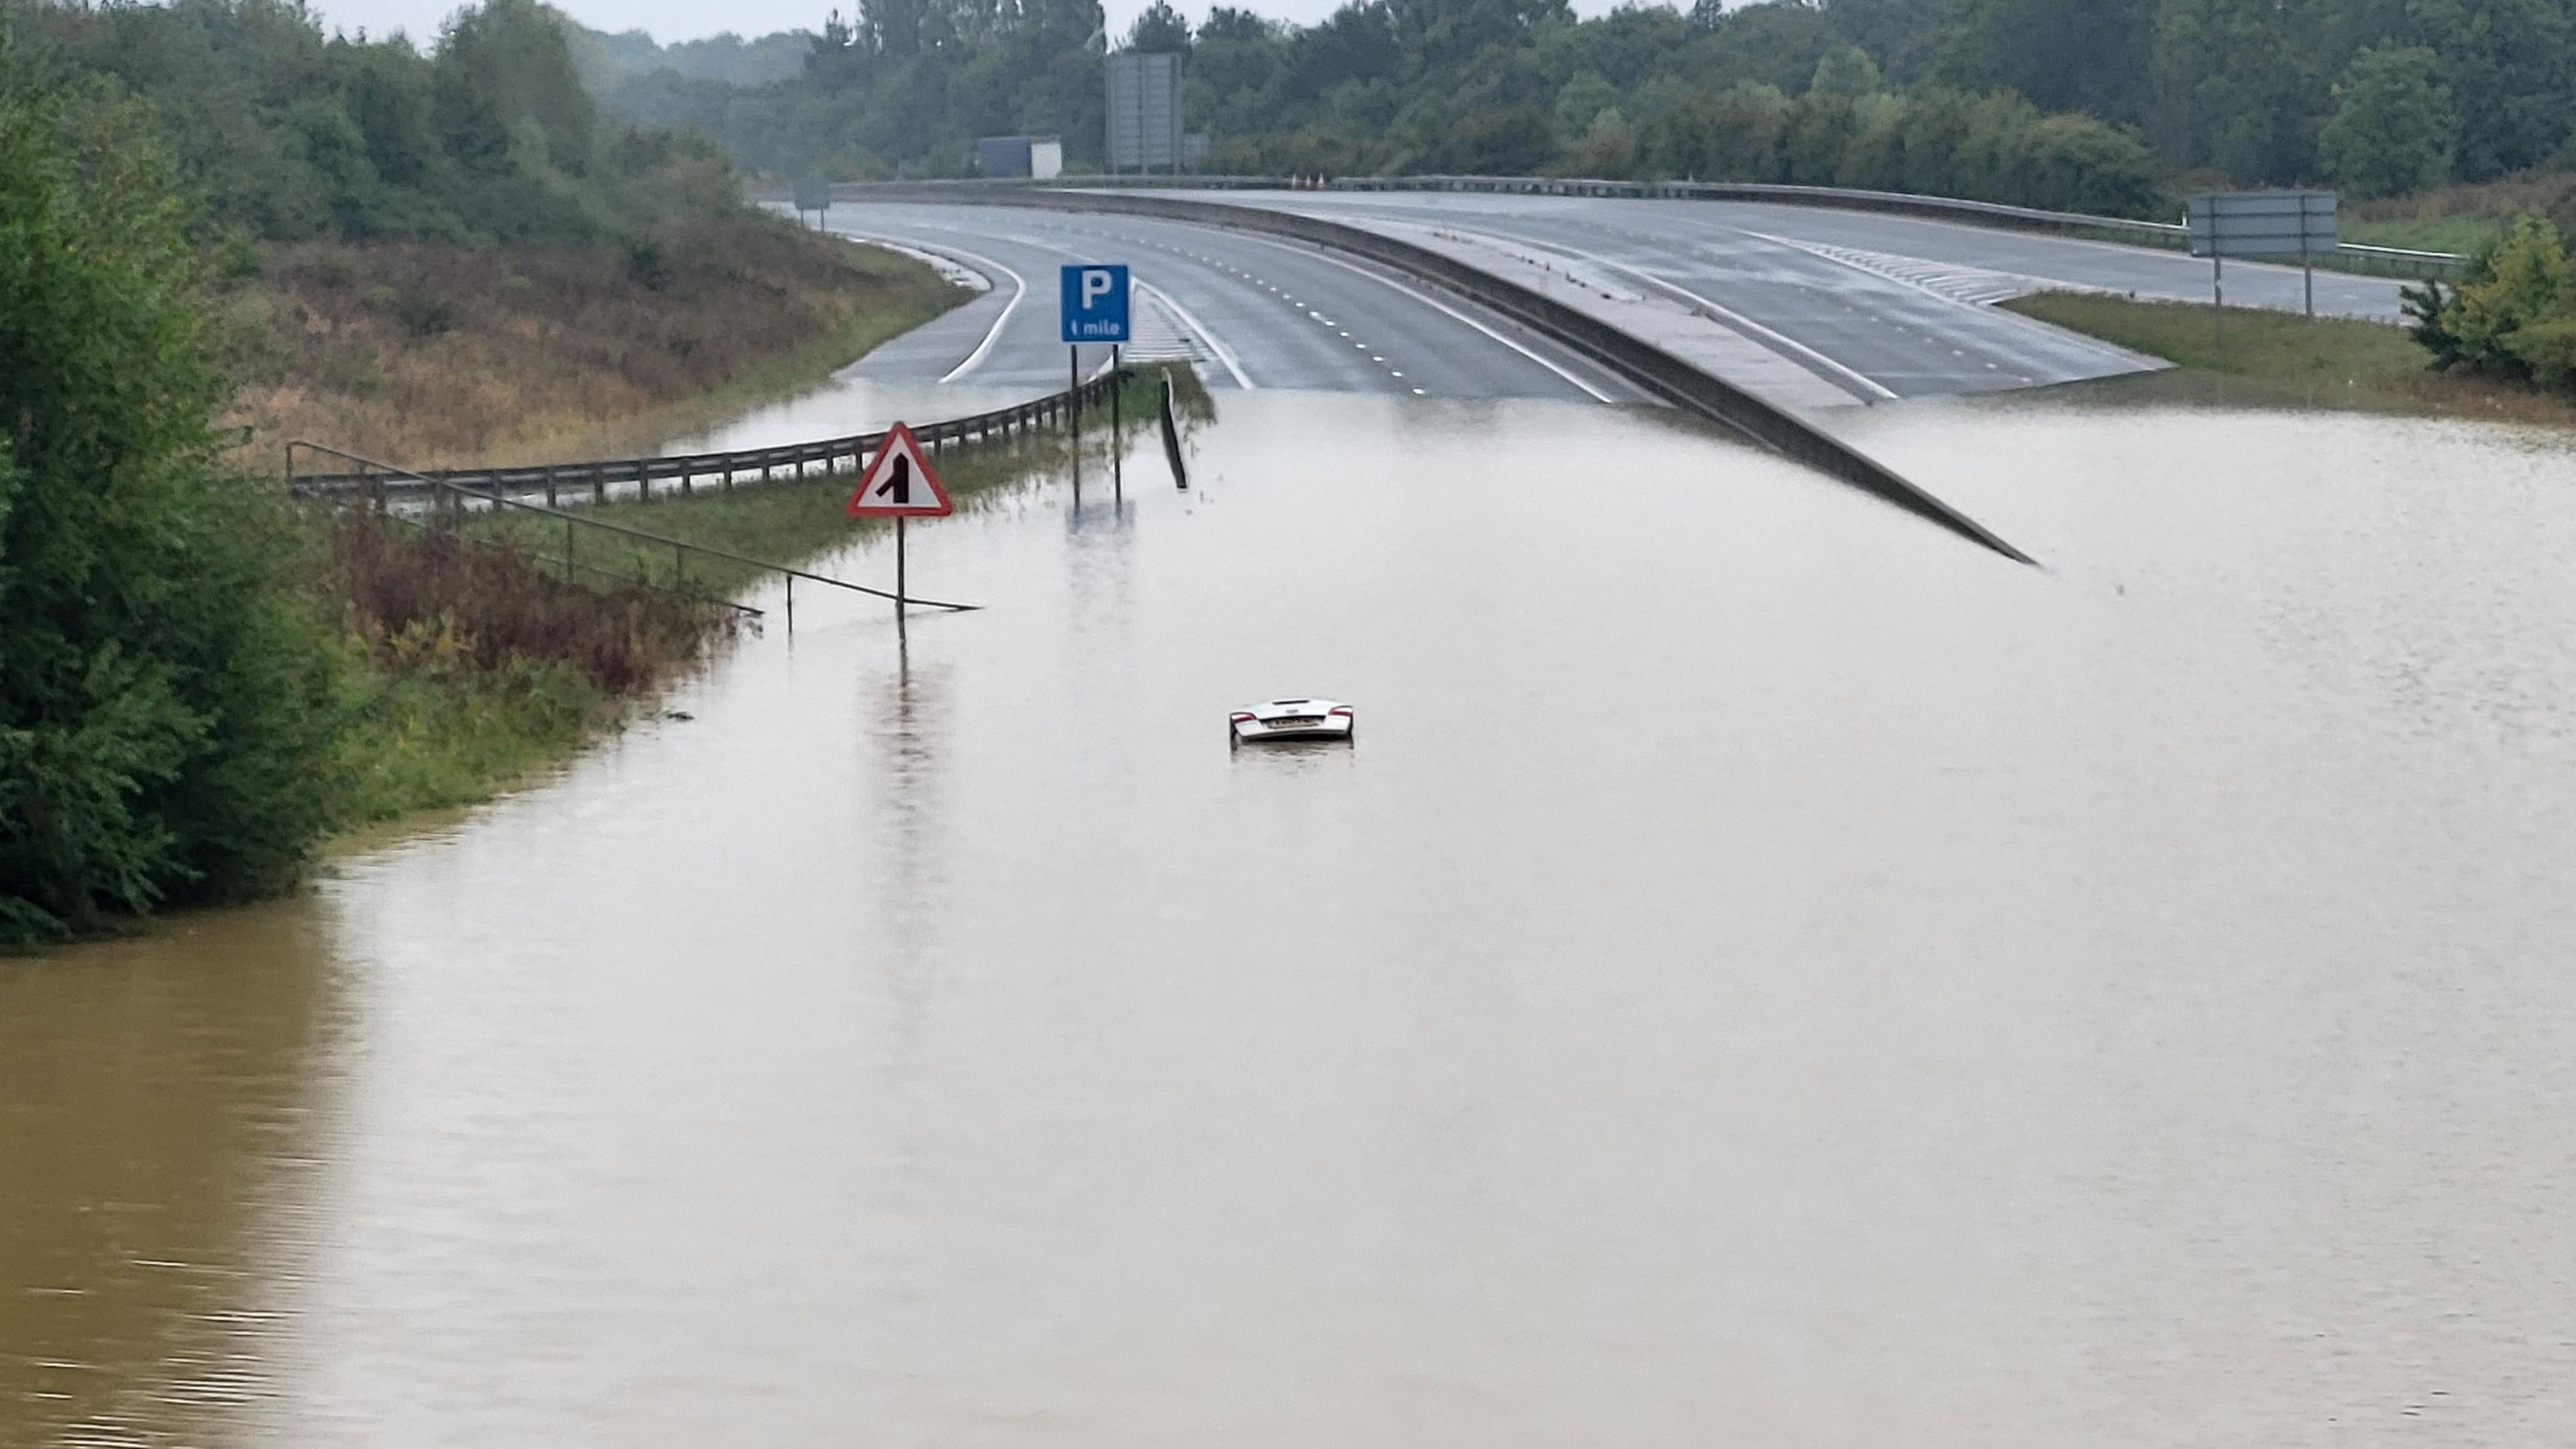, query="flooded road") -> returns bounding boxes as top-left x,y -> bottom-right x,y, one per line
9,387 -> 2576,1444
